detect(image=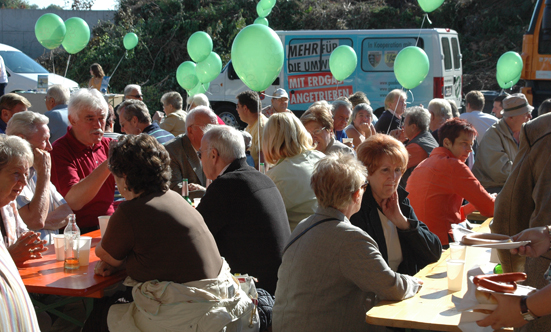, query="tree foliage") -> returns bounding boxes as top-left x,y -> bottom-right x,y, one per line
0,0 -> 37,9
36,0 -> 536,113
